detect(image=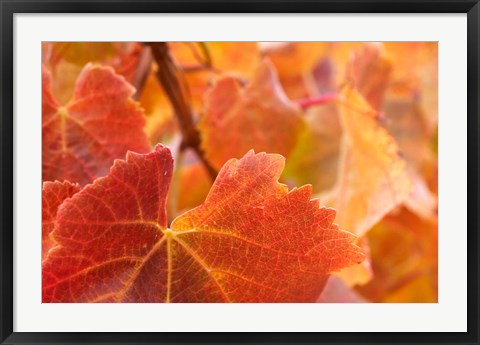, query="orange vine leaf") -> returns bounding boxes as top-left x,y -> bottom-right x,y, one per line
357,207 -> 438,302
345,43 -> 393,111
42,145 -> 364,302
264,42 -> 330,78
